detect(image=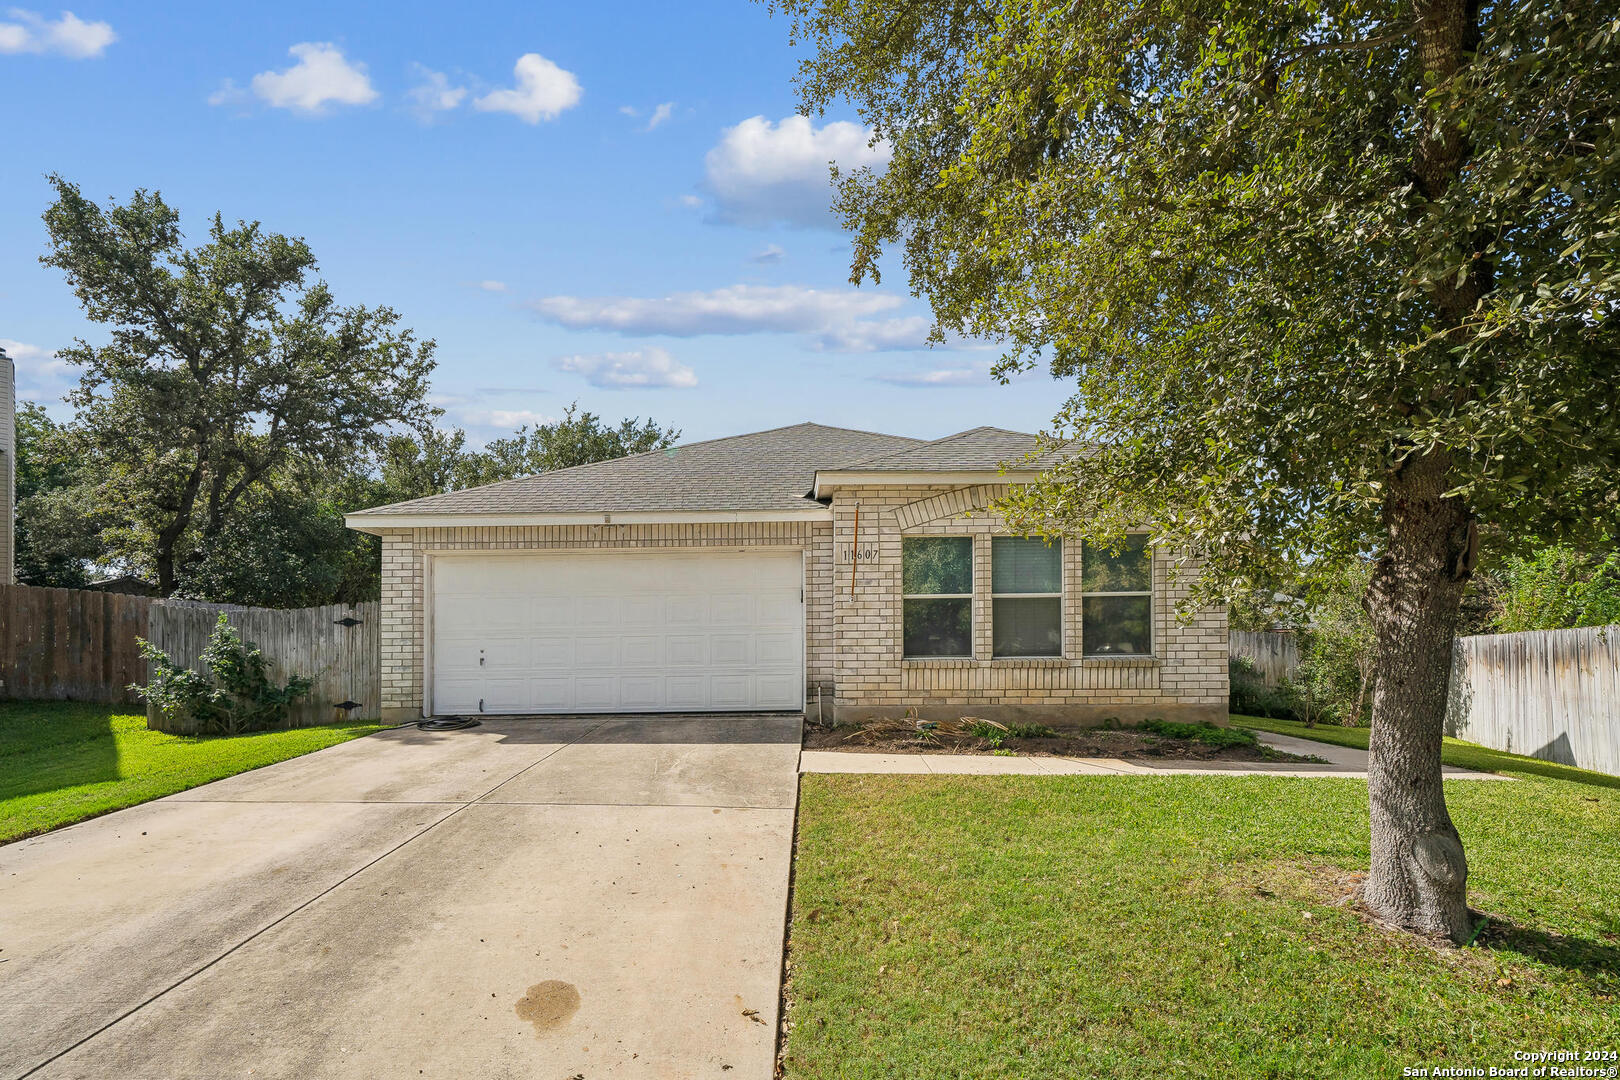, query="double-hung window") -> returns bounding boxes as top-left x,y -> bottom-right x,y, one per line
1081,535 -> 1153,655
901,537 -> 973,657
992,537 -> 1062,657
